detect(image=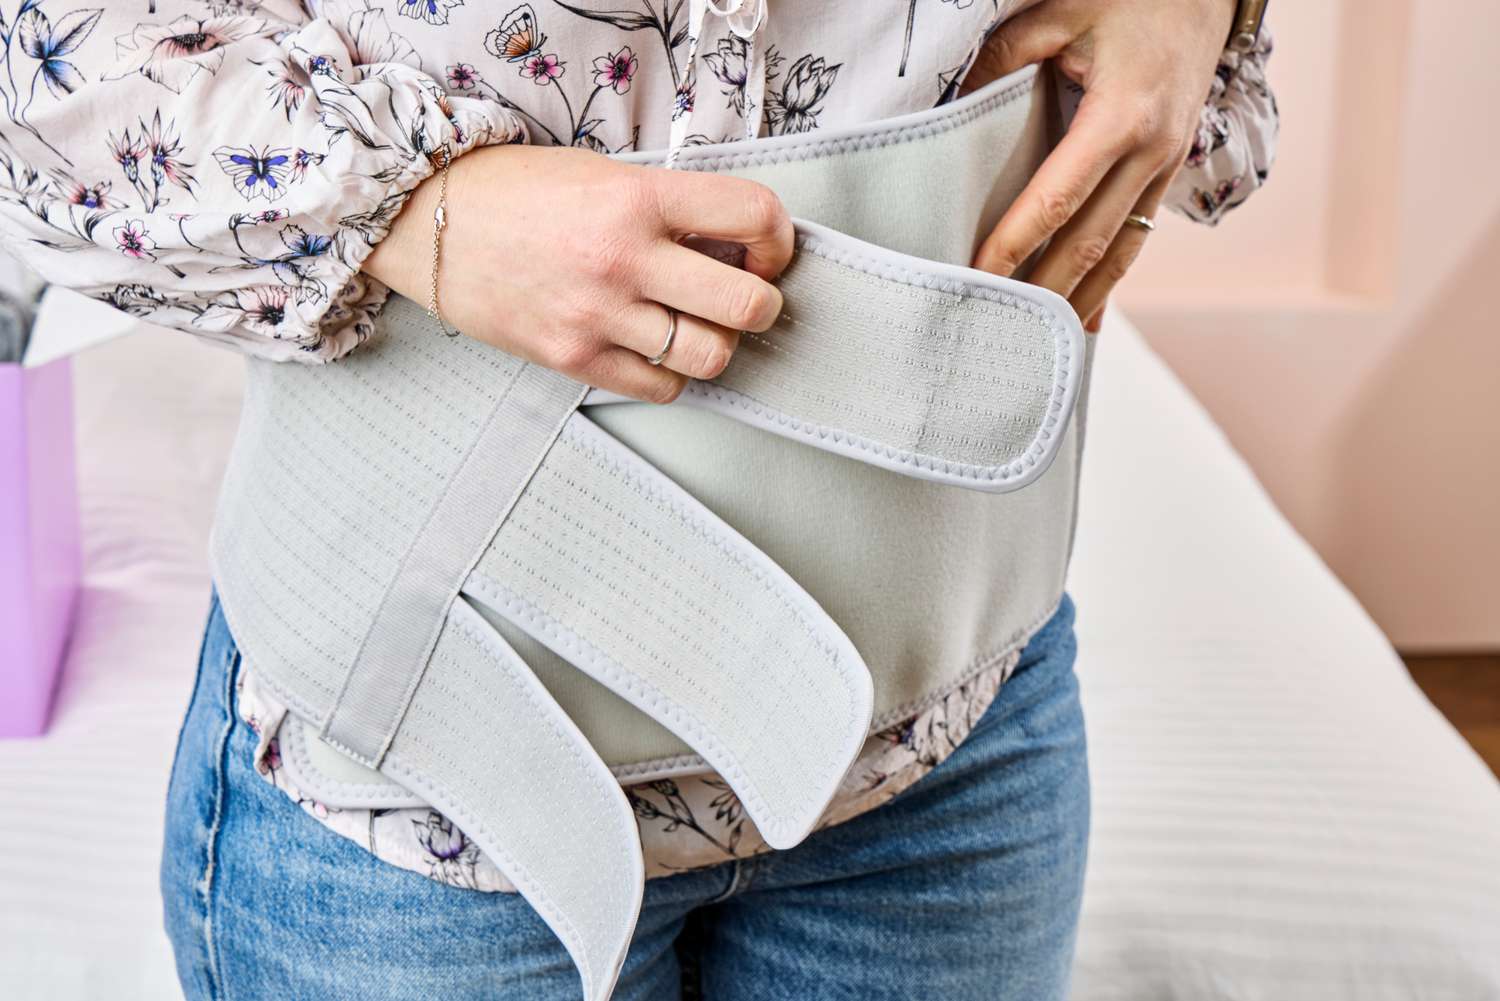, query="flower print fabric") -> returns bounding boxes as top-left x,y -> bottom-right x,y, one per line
1168,29 -> 1279,224
236,642 -> 1017,890
0,0 -> 1278,894
1051,26 -> 1278,225
0,1 -> 1276,357
593,46 -> 637,94
0,0 -> 524,362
